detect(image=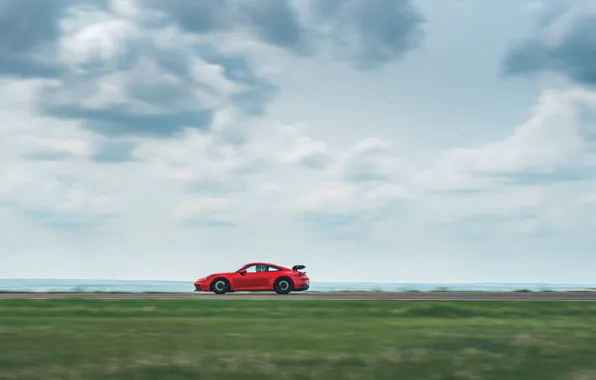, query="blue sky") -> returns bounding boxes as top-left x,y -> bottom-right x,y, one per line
1,0 -> 596,283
